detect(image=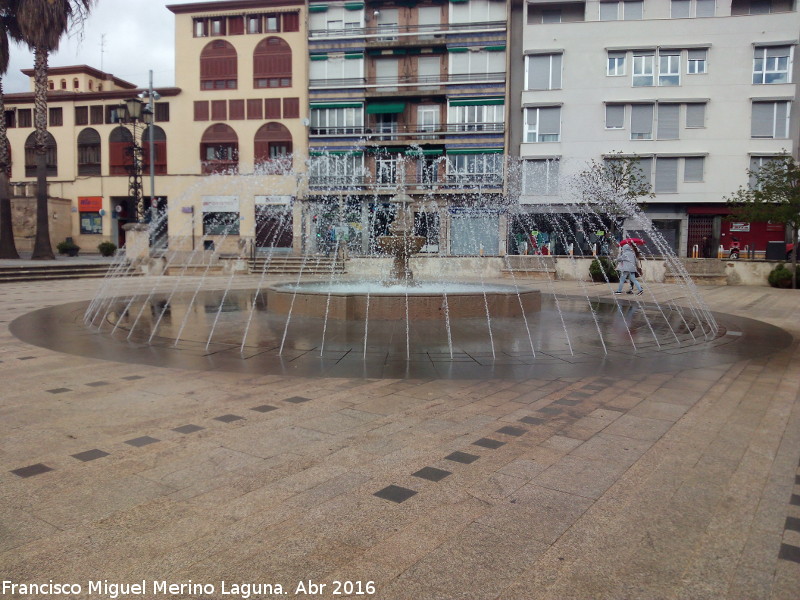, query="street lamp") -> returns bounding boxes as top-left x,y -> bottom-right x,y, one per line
117,97 -> 153,222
